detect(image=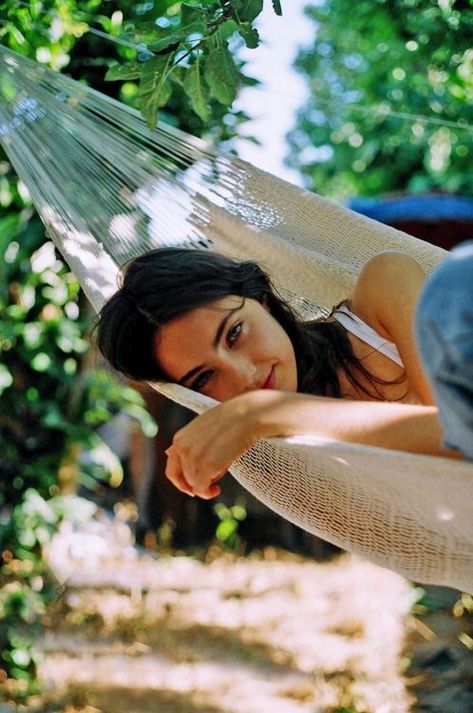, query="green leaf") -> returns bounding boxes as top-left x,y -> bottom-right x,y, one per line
147,21 -> 205,54
0,214 -> 19,250
205,45 -> 239,106
10,648 -> 31,668
183,61 -> 211,122
105,62 -> 141,81
147,28 -> 188,54
238,22 -> 260,49
214,18 -> 239,42
122,404 -> 158,438
147,38 -> 181,55
272,0 -> 282,15
0,364 -> 13,395
123,20 -> 166,44
237,0 -> 264,23
181,2 -> 209,26
216,518 -> 238,543
42,405 -> 67,430
139,55 -> 173,127
31,352 -> 51,373
172,66 -> 187,86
